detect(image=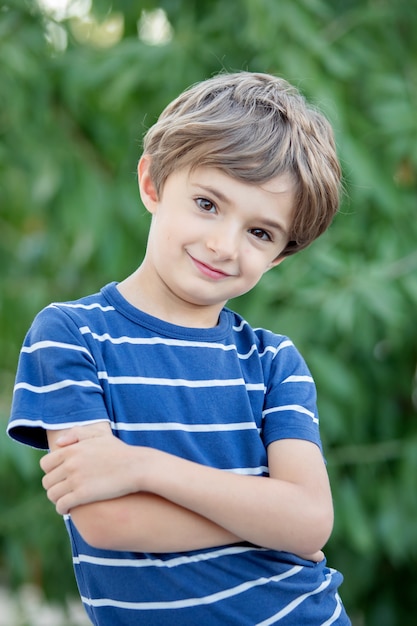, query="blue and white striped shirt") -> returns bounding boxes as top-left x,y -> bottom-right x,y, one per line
8,282 -> 350,625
